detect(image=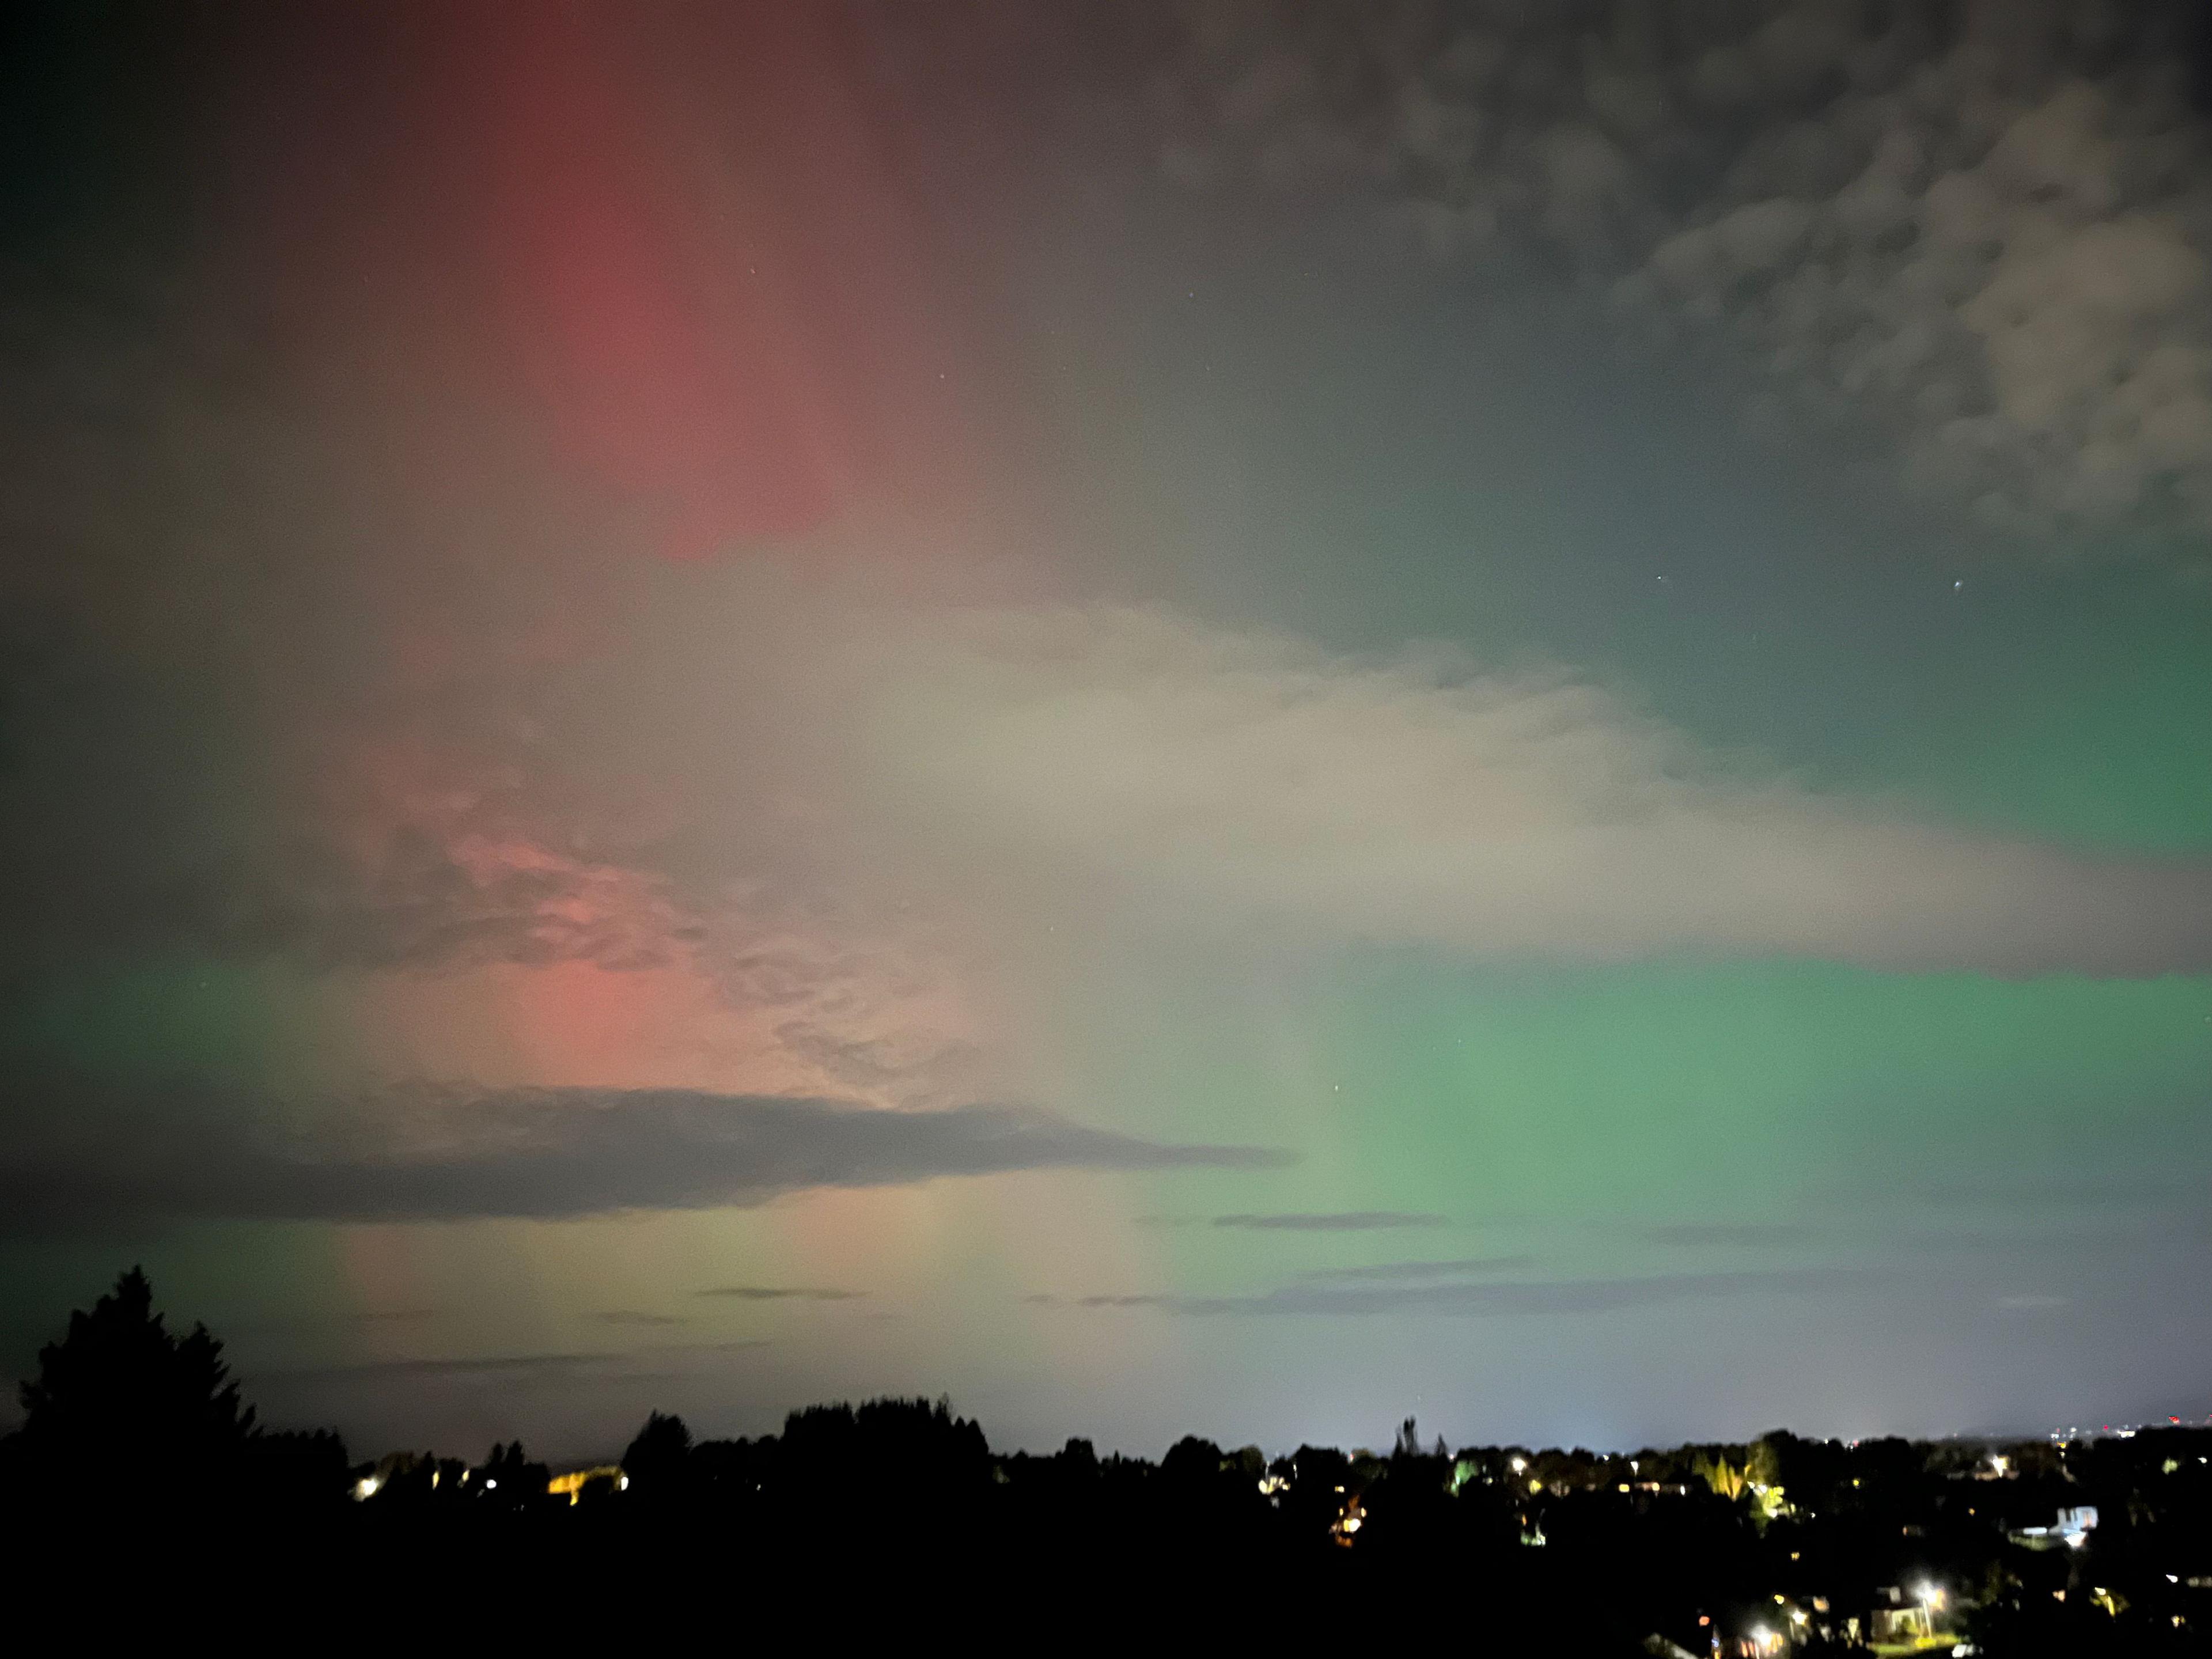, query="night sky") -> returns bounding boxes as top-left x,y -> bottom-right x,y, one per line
3,1 -> 2210,1463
